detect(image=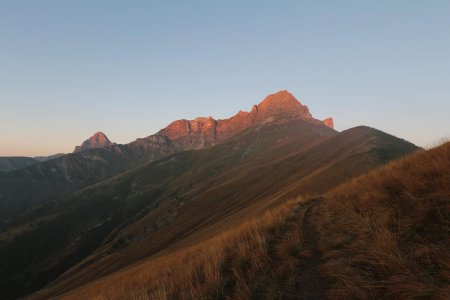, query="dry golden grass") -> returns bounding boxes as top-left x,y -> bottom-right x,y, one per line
316,142 -> 450,299
62,197 -> 312,300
